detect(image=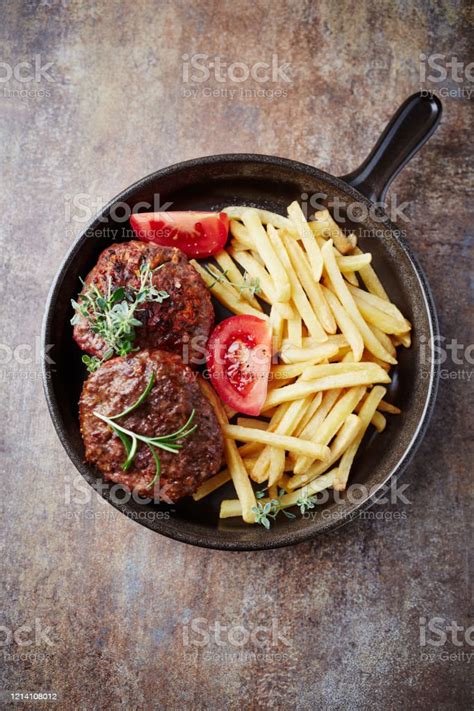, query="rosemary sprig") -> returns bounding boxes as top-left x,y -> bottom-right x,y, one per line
207,268 -> 261,298
71,261 -> 170,372
94,373 -> 198,489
